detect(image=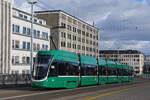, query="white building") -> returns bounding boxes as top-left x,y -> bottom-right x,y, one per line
99,50 -> 145,75
11,8 -> 50,74
0,0 -> 13,74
